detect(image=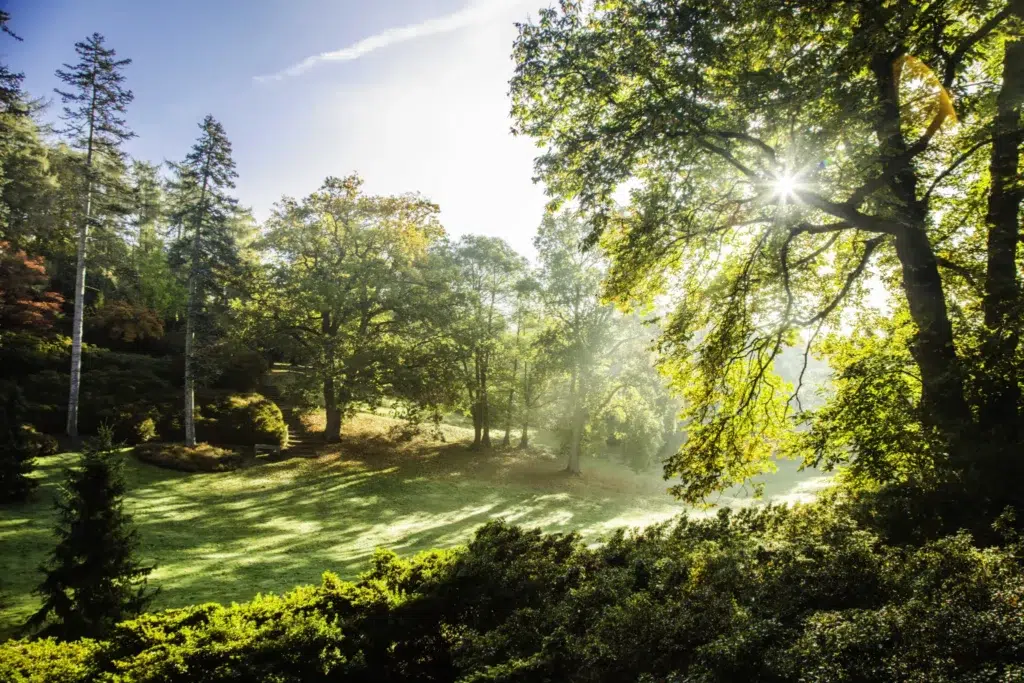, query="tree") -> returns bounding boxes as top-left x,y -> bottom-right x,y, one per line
500,275 -> 542,447
0,241 -> 64,331
262,174 -> 444,442
26,426 -> 155,640
534,212 -> 639,474
511,0 -> 1024,500
451,236 -> 527,448
0,11 -> 23,116
167,115 -> 239,447
54,33 -> 134,440
0,381 -> 36,503
125,160 -> 182,319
